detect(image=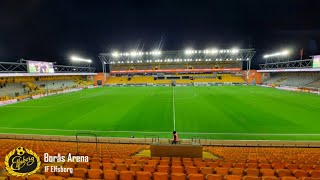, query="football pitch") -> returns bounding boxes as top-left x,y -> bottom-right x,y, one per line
1,85 -> 320,140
